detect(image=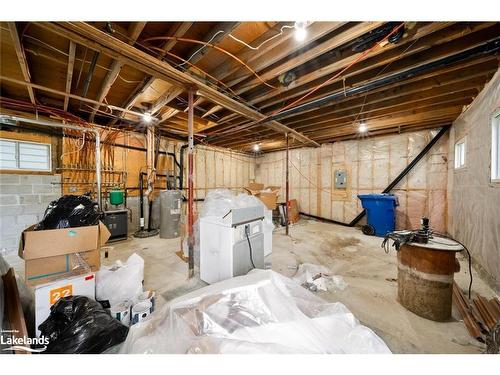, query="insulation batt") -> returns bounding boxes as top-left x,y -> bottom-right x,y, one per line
120,269 -> 390,354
